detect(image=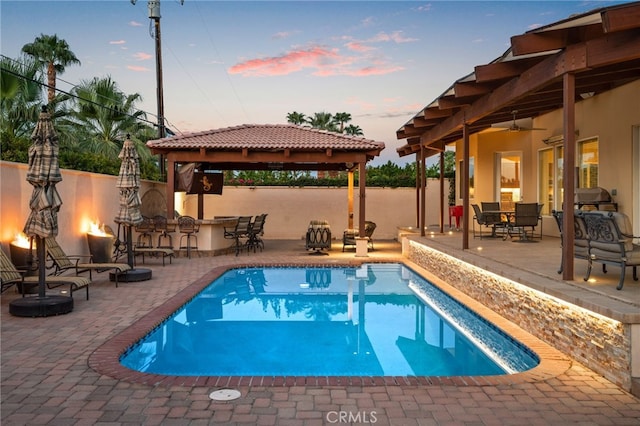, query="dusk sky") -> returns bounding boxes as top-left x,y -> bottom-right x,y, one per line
1,1 -> 631,165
